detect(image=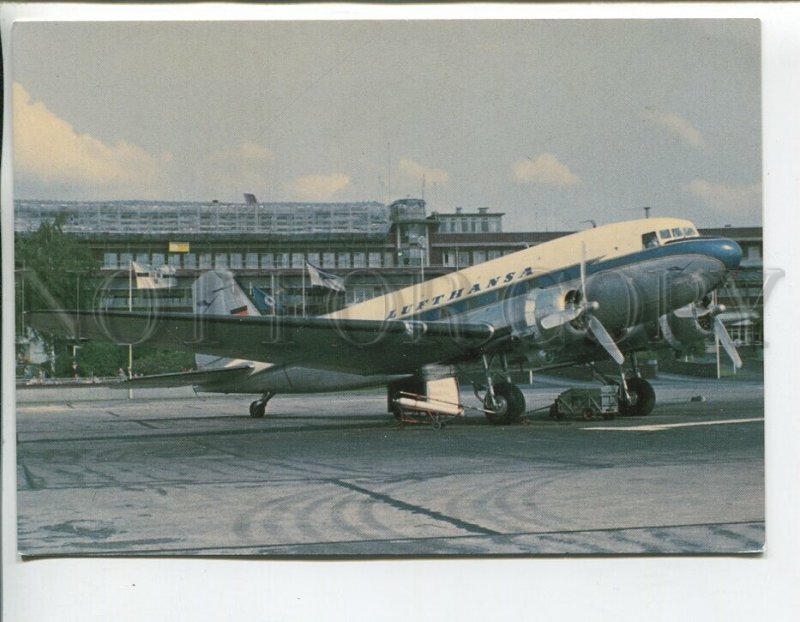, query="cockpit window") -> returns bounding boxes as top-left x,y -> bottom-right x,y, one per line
642,232 -> 659,249
671,227 -> 683,237
683,227 -> 698,237
659,229 -> 672,239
